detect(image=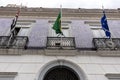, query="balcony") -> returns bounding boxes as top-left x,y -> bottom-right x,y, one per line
93,38 -> 120,50
47,37 -> 76,49
0,36 -> 28,49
